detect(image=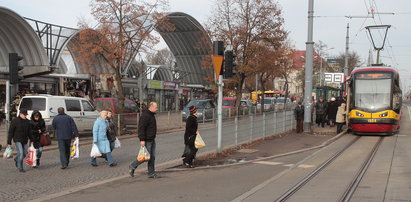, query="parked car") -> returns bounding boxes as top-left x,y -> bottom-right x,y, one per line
257,97 -> 276,111
275,97 -> 292,110
18,95 -> 99,137
182,99 -> 215,121
94,98 -> 138,126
